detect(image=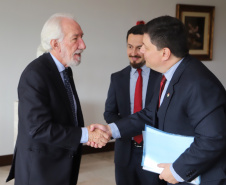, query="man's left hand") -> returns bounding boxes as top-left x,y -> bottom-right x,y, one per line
158,163 -> 179,184
87,125 -> 111,148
